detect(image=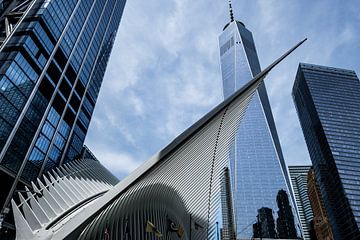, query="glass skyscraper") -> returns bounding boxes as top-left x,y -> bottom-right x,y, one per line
292,63 -> 360,239
0,0 -> 126,235
219,18 -> 299,238
288,165 -> 314,240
